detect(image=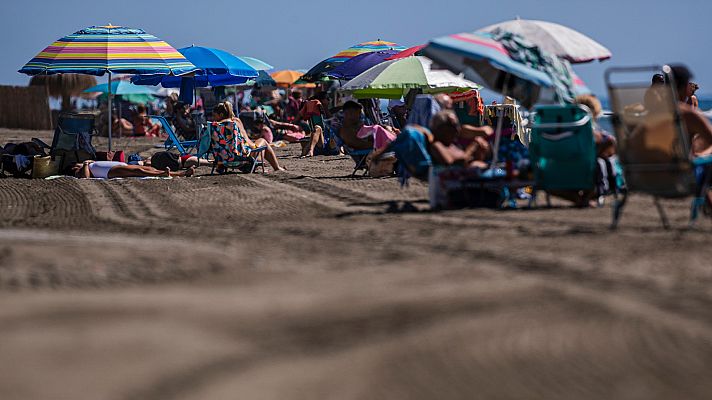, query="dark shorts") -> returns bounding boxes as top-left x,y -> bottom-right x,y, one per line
314,143 -> 340,156
298,121 -> 312,134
